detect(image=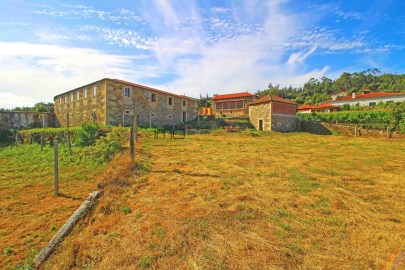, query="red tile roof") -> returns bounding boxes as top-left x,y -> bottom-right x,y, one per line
298,105 -> 313,110
328,92 -> 404,102
212,92 -> 255,100
249,95 -> 296,106
298,104 -> 339,111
